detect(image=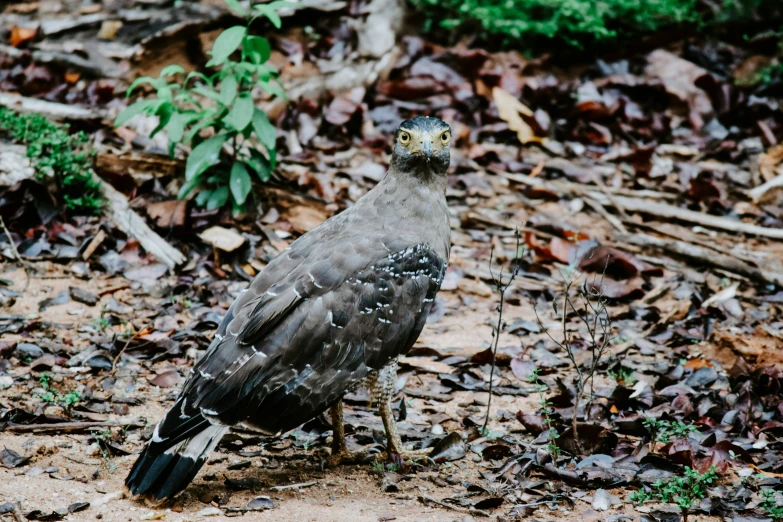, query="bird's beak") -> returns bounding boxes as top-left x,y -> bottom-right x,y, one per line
421,136 -> 433,160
